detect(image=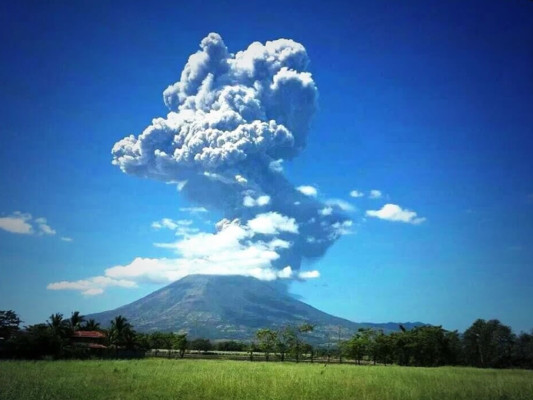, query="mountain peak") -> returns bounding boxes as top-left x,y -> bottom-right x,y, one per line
88,275 -> 420,343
